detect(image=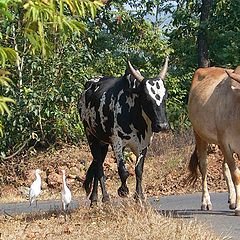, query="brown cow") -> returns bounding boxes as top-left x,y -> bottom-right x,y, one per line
188,66 -> 240,216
